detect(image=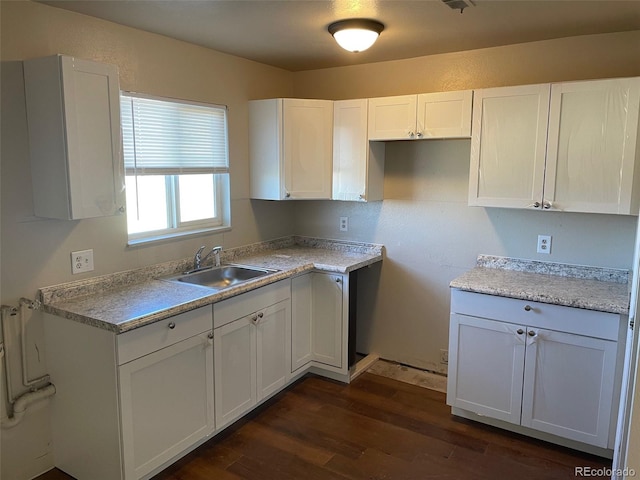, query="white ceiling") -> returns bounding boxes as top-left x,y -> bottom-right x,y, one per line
41,0 -> 640,72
